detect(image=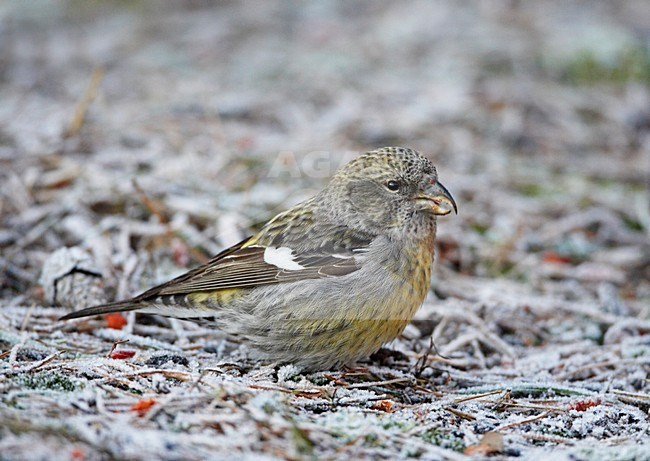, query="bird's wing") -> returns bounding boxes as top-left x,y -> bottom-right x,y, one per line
59,235 -> 368,320
139,236 -> 365,298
